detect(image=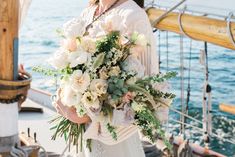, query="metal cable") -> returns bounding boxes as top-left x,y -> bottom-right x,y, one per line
226,12 -> 235,47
